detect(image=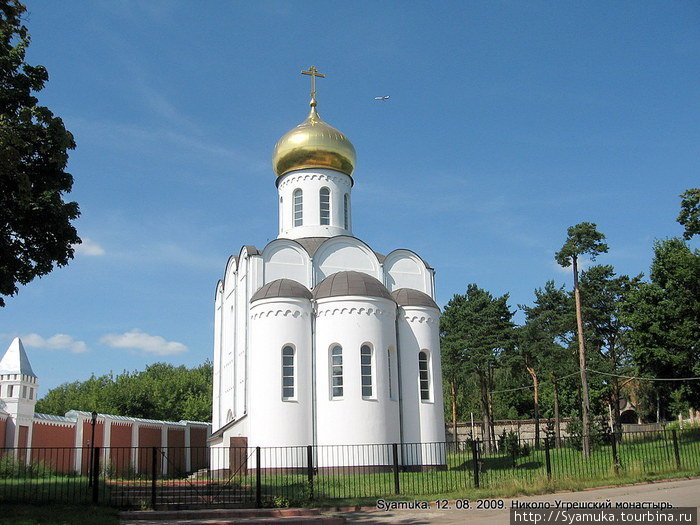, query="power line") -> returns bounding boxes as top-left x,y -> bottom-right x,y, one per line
489,371 -> 579,394
587,369 -> 700,382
